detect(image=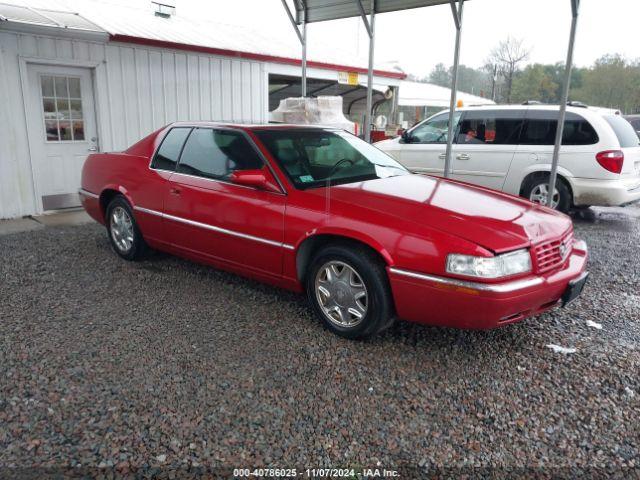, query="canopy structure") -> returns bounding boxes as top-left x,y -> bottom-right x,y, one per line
398,80 -> 494,108
294,0 -> 451,23
281,0 -> 459,143
282,0 -> 582,209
